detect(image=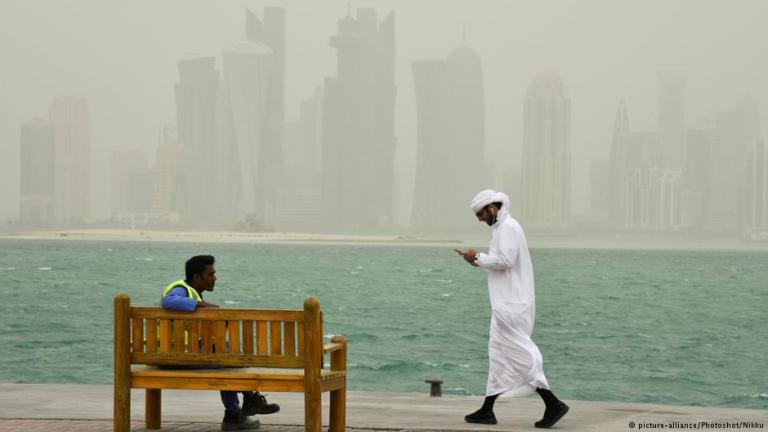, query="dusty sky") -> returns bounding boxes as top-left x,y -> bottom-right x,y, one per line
1,0 -> 766,224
